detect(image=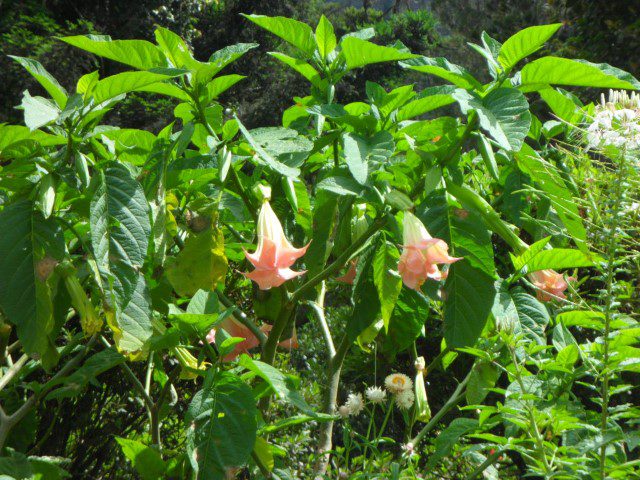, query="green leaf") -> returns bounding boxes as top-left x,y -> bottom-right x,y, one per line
243,15 -> 316,56
493,283 -> 549,344
341,37 -> 418,70
513,245 -> 598,273
466,362 -> 500,404
259,413 -> 335,434
538,88 -> 581,123
373,241 -> 402,331
20,92 -> 59,131
315,15 -> 337,59
235,116 -> 300,177
0,125 -> 64,153
519,57 -> 640,90
498,24 -> 562,71
304,191 -> 338,278
9,56 -> 68,108
269,53 -> 325,90
0,201 -> 64,357
454,87 -> 531,152
316,175 -> 364,196
208,43 -> 258,74
252,437 -> 274,473
343,131 -> 394,184
60,35 -> 166,70
557,310 -> 605,330
239,355 -> 312,413
154,27 -> 193,68
348,242 -> 382,342
116,437 -> 166,480
419,191 -> 496,348
92,70 -> 184,104
396,85 -> 456,121
381,288 -> 428,356
401,57 -> 481,89
186,371 -> 257,479
203,75 -> 245,102
165,226 -> 228,297
90,163 -> 151,269
515,144 -> 587,250
426,418 -> 478,469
